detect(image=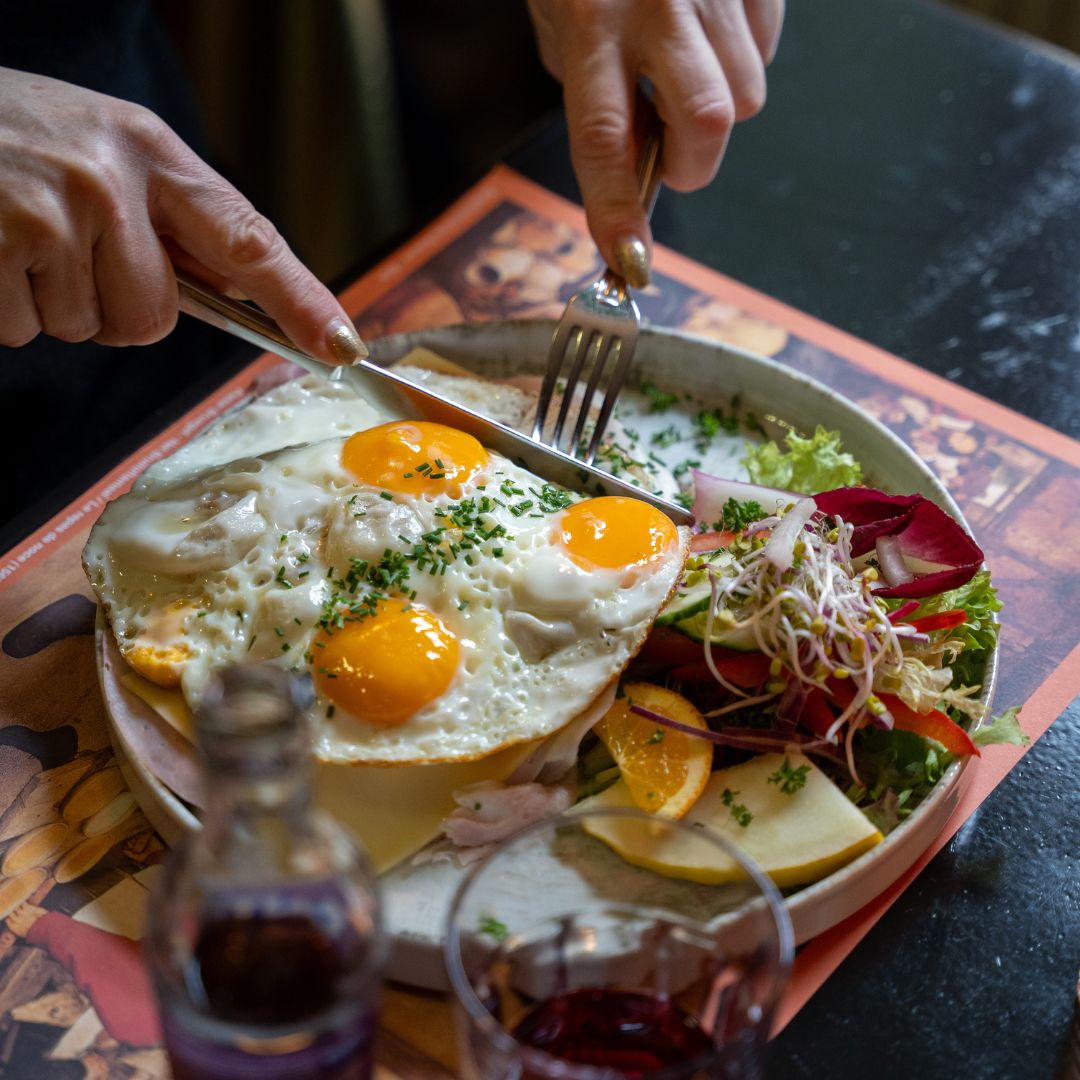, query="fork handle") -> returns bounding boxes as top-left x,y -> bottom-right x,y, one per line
635,95 -> 664,221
